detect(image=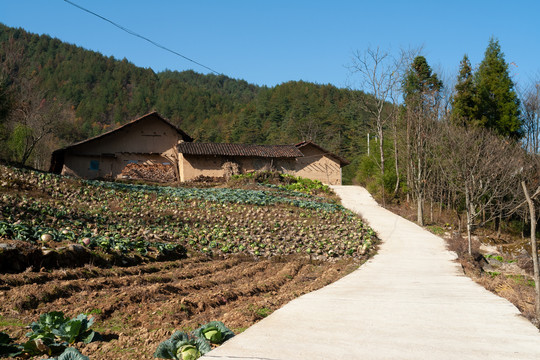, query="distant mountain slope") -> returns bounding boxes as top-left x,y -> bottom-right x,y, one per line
0,23 -> 371,182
